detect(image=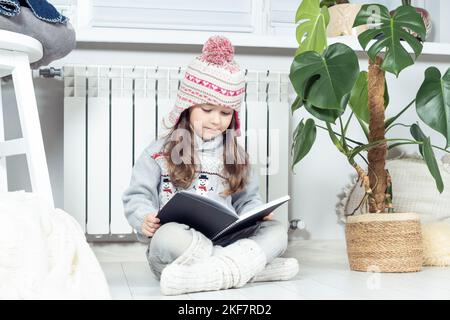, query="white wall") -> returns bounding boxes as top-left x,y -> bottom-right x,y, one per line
2,42 -> 450,239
